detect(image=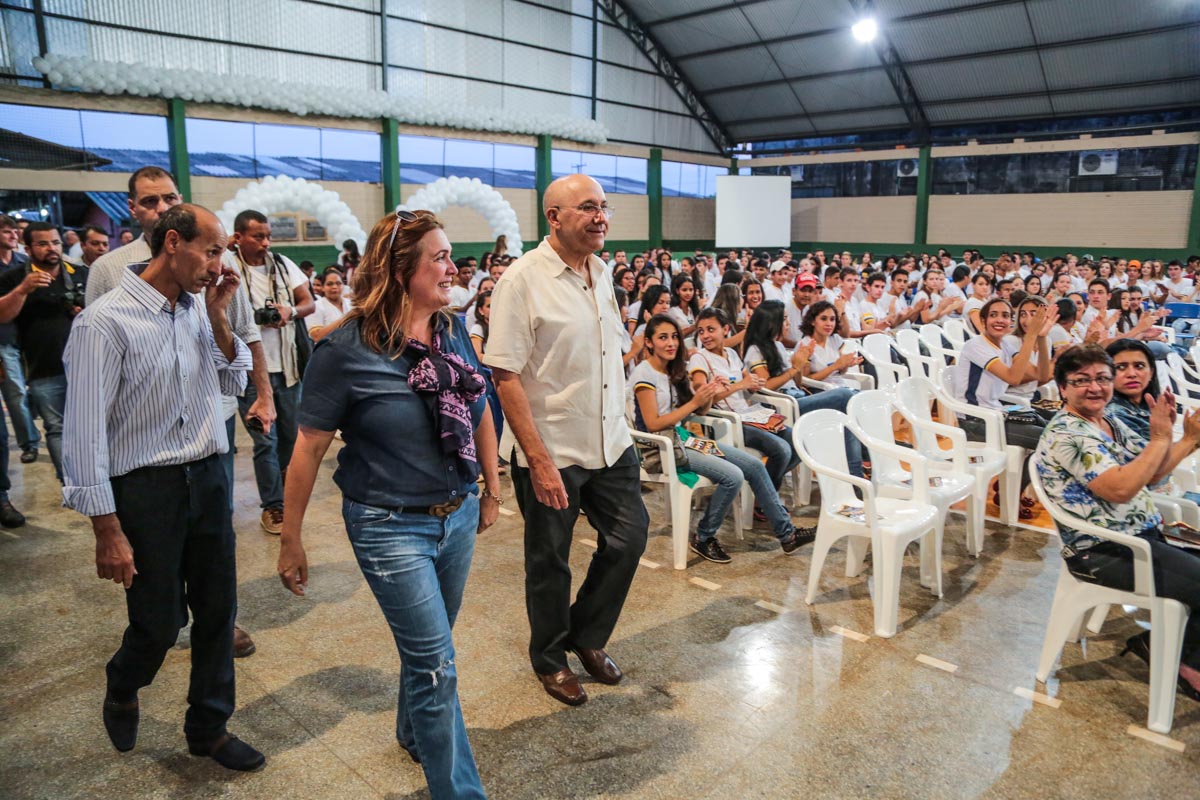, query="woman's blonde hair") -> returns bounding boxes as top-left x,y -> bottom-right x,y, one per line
339,209 -> 445,355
